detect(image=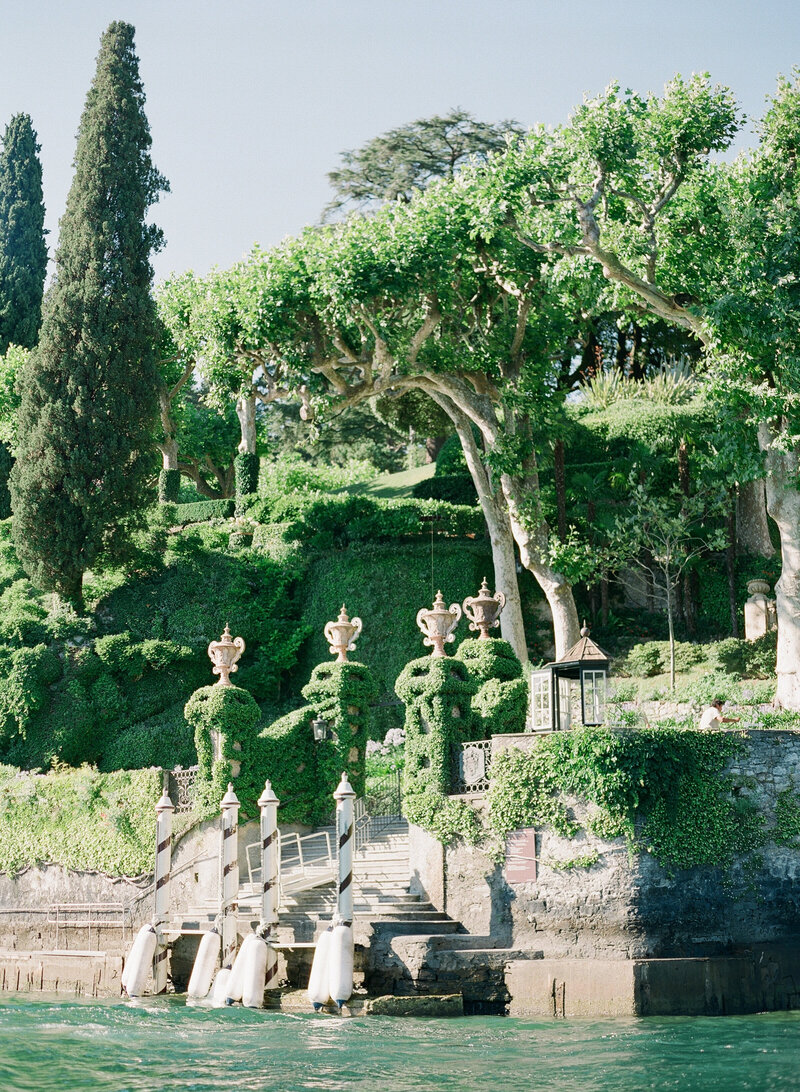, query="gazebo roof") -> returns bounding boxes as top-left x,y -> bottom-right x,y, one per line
556,624 -> 610,666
